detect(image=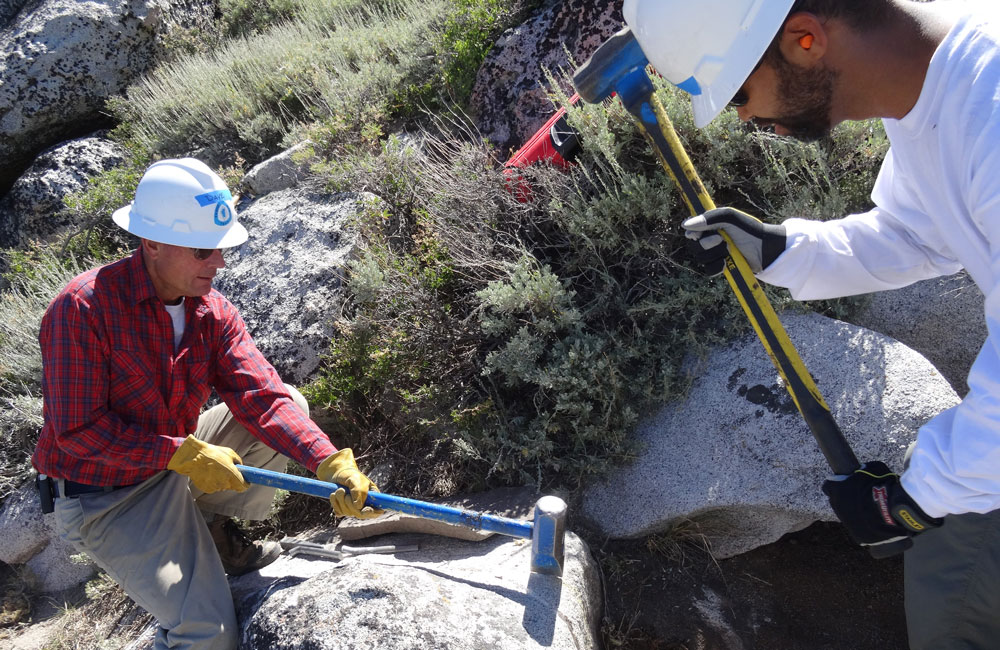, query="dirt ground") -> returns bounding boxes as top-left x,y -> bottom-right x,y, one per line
594,521 -> 907,650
